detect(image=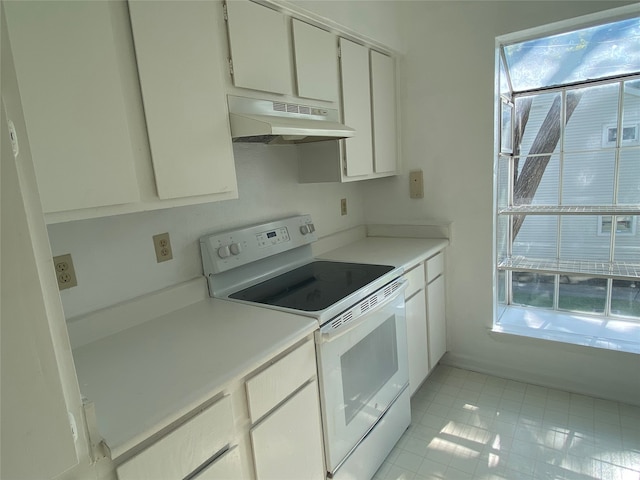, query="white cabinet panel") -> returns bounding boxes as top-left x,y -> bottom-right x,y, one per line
116,396 -> 234,480
426,253 -> 445,283
226,0 -> 292,95
251,381 -> 325,480
292,20 -> 338,102
128,1 -> 237,200
192,446 -> 243,480
245,340 -> 315,422
406,291 -> 429,396
1,58 -> 79,478
340,38 -> 373,178
5,1 -> 139,213
427,275 -> 446,369
370,51 -> 397,174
